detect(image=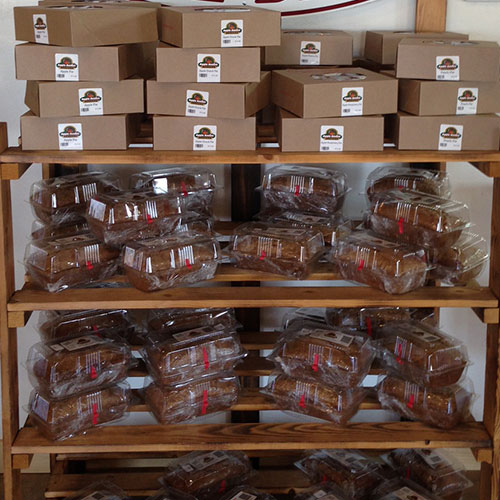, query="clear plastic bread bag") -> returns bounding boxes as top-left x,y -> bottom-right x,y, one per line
293,483 -> 349,500
219,485 -> 277,500
30,219 -> 90,240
